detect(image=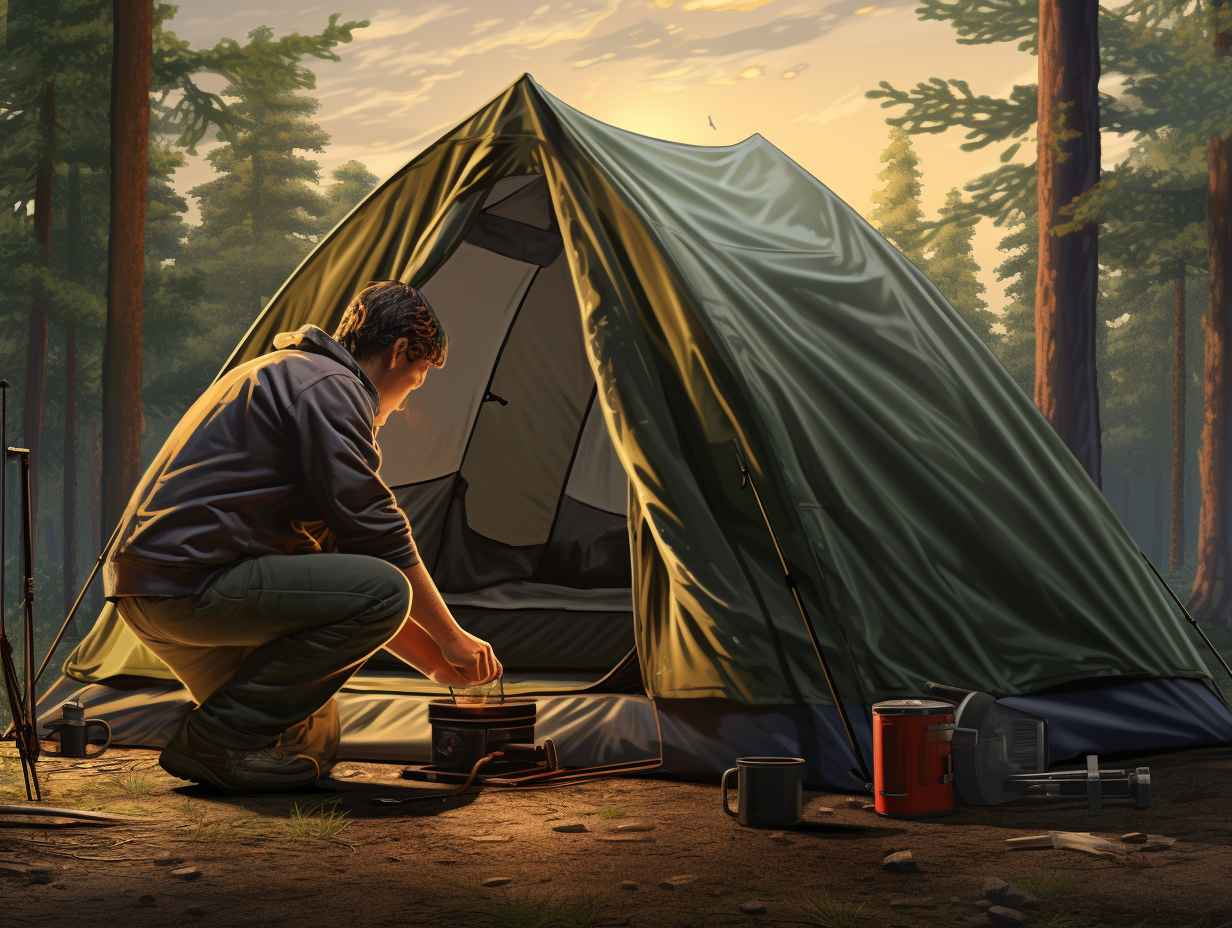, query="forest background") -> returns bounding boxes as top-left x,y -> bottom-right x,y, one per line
1,0 -> 1230,674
